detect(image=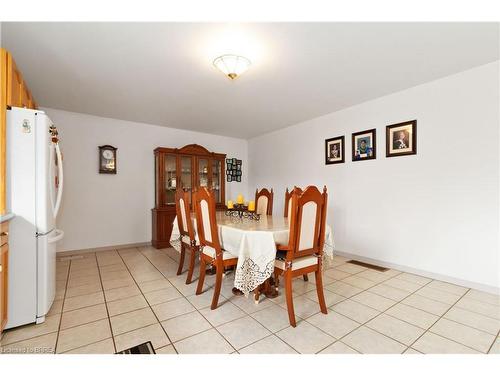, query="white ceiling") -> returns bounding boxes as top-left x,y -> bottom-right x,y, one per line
3,22 -> 499,139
